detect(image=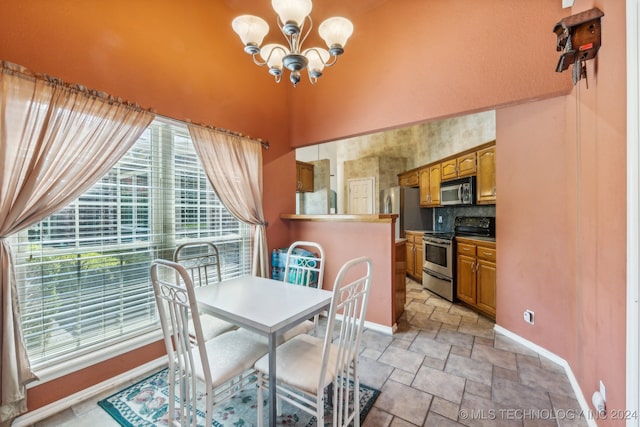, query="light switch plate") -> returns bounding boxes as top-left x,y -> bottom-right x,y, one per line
562,0 -> 575,8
